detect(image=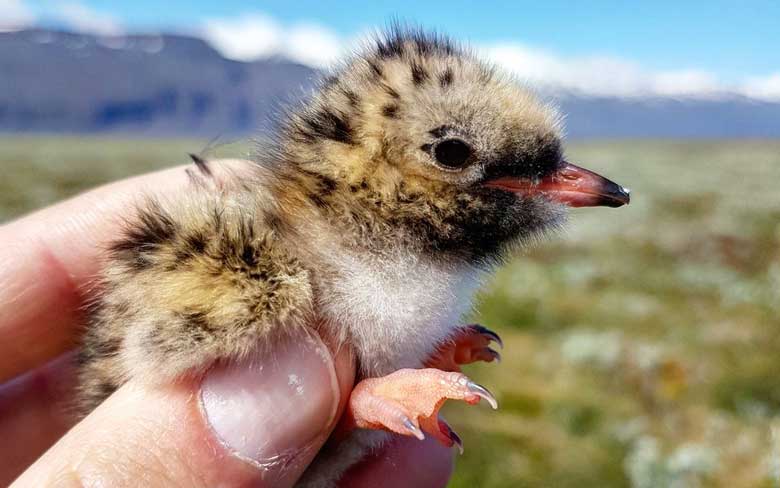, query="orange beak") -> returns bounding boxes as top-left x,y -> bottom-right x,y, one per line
484,161 -> 630,208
